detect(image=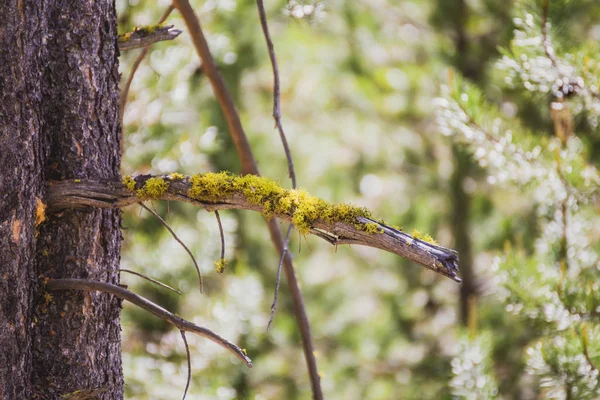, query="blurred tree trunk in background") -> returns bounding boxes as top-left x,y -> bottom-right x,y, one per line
0,1 -> 123,398
432,0 -> 513,325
